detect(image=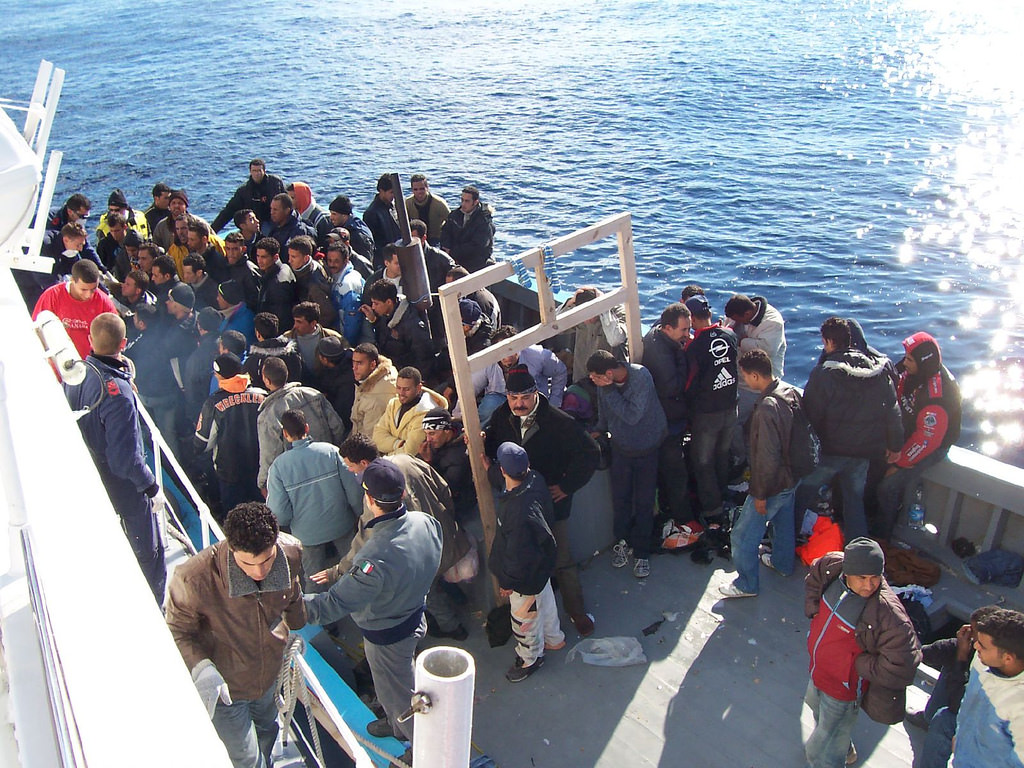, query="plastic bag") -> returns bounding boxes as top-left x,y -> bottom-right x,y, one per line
442,529 -> 479,584
566,637 -> 647,667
